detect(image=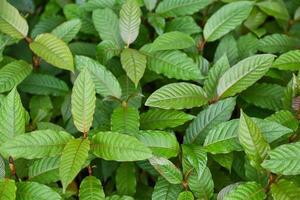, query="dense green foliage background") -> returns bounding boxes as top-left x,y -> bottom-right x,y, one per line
1,0 -> 300,199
